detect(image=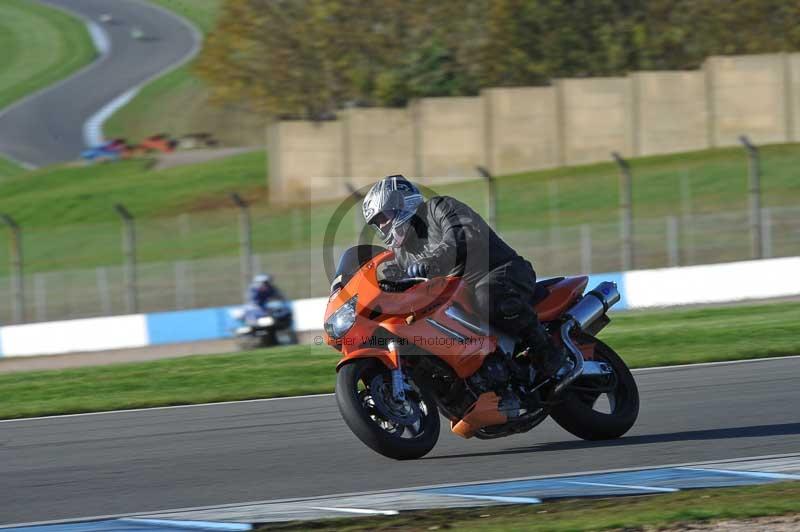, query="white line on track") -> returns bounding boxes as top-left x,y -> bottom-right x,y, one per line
309,507 -> 398,516
434,493 -> 543,504
563,480 -> 678,493
678,467 -> 800,480
2,354 -> 799,424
